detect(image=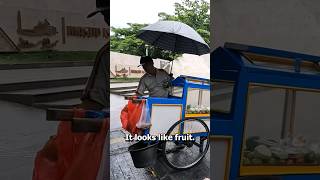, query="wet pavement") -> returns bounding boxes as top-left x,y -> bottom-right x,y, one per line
110,93 -> 127,130
0,100 -> 58,179
0,66 -> 88,179
110,129 -> 210,180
